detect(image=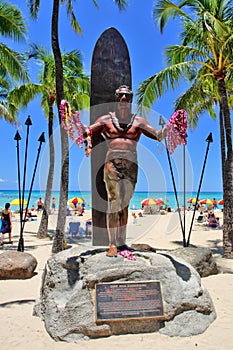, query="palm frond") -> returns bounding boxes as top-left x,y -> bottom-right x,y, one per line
0,44 -> 29,82
136,61 -> 193,112
92,0 -> 99,9
27,43 -> 48,60
153,0 -> 192,33
0,100 -> 18,123
69,91 -> 90,110
8,46 -> 90,119
0,76 -> 10,91
165,44 -> 209,65
70,11 -> 82,34
40,93 -> 49,117
0,1 -> 27,41
174,75 -> 219,129
8,83 -> 43,107
112,0 -> 128,11
27,0 -> 40,20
